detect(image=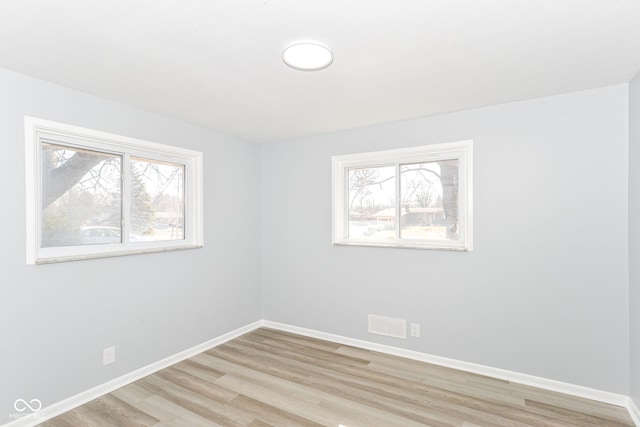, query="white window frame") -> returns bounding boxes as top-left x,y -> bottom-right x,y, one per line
332,140 -> 473,251
25,117 -> 204,264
